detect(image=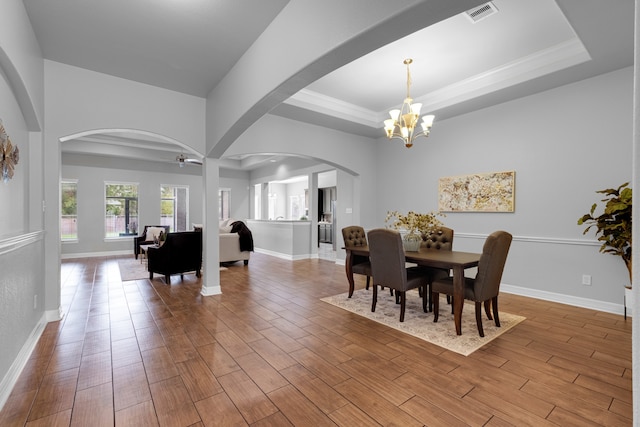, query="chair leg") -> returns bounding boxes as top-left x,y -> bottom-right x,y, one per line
366,276 -> 370,290
484,300 -> 493,320
475,302 -> 485,337
371,283 -> 378,313
492,296 -> 500,327
432,292 -> 440,322
165,275 -> 170,284
422,286 -> 428,313
399,291 -> 406,322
